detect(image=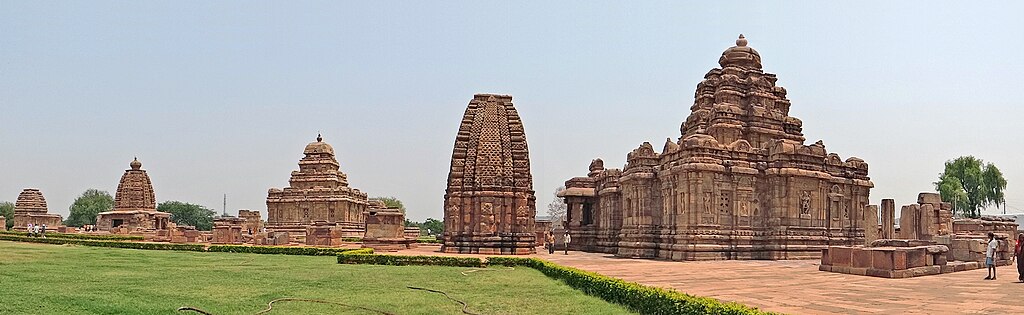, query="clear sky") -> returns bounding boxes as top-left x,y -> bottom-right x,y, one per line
2,1 -> 1022,221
